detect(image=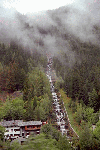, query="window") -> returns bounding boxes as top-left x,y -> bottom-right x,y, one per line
14,129 -> 20,132
22,133 -> 24,136
14,134 -> 19,136
27,132 -> 29,135
11,129 -> 13,132
10,134 -> 13,136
